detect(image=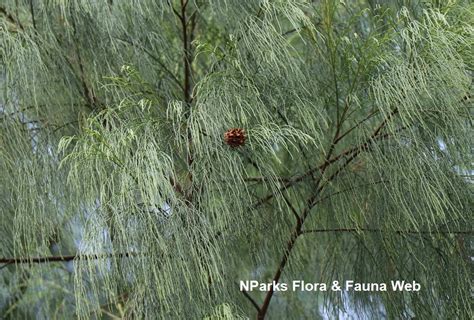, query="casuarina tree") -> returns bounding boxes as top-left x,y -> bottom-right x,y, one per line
0,0 -> 472,319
